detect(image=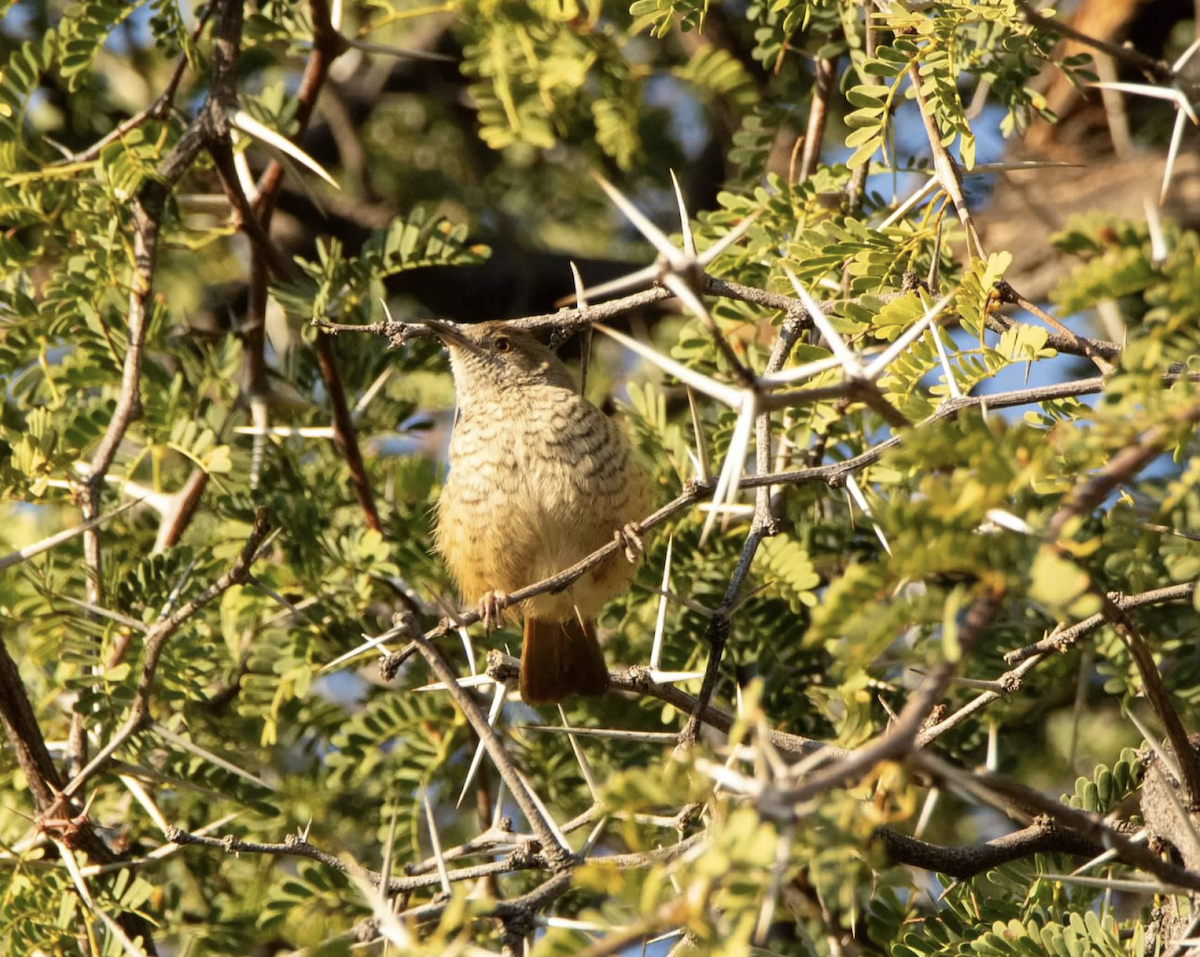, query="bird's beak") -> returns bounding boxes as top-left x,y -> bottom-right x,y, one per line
423,318 -> 479,352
